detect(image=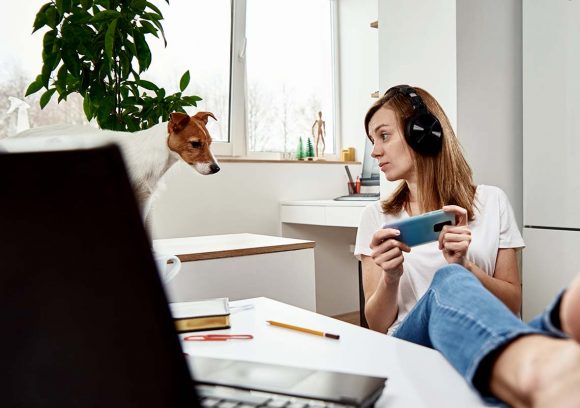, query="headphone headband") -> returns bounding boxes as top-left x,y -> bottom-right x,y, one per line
391,85 -> 426,111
